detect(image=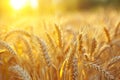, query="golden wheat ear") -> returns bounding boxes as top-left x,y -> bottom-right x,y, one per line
95,44 -> 110,59
66,42 -> 76,70
107,56 -> 120,68
45,32 -> 56,51
55,24 -> 63,48
104,27 -> 111,43
114,22 -> 120,37
77,33 -> 82,54
90,38 -> 97,58
71,57 -> 78,80
3,30 -> 31,41
0,40 -> 17,55
9,65 -> 32,80
36,36 -> 52,67
64,31 -> 76,55
86,63 -> 114,80
36,36 -> 58,79
110,37 -> 120,48
18,36 -> 33,62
